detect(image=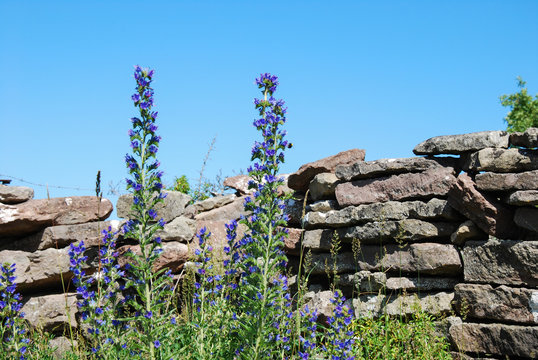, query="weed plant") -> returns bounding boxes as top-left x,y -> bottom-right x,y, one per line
0,68 -> 454,359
